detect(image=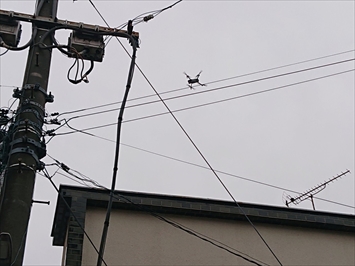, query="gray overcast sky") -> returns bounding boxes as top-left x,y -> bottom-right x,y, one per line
0,0 -> 354,265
